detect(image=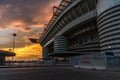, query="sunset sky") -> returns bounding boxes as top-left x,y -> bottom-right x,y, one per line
0,0 -> 61,61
